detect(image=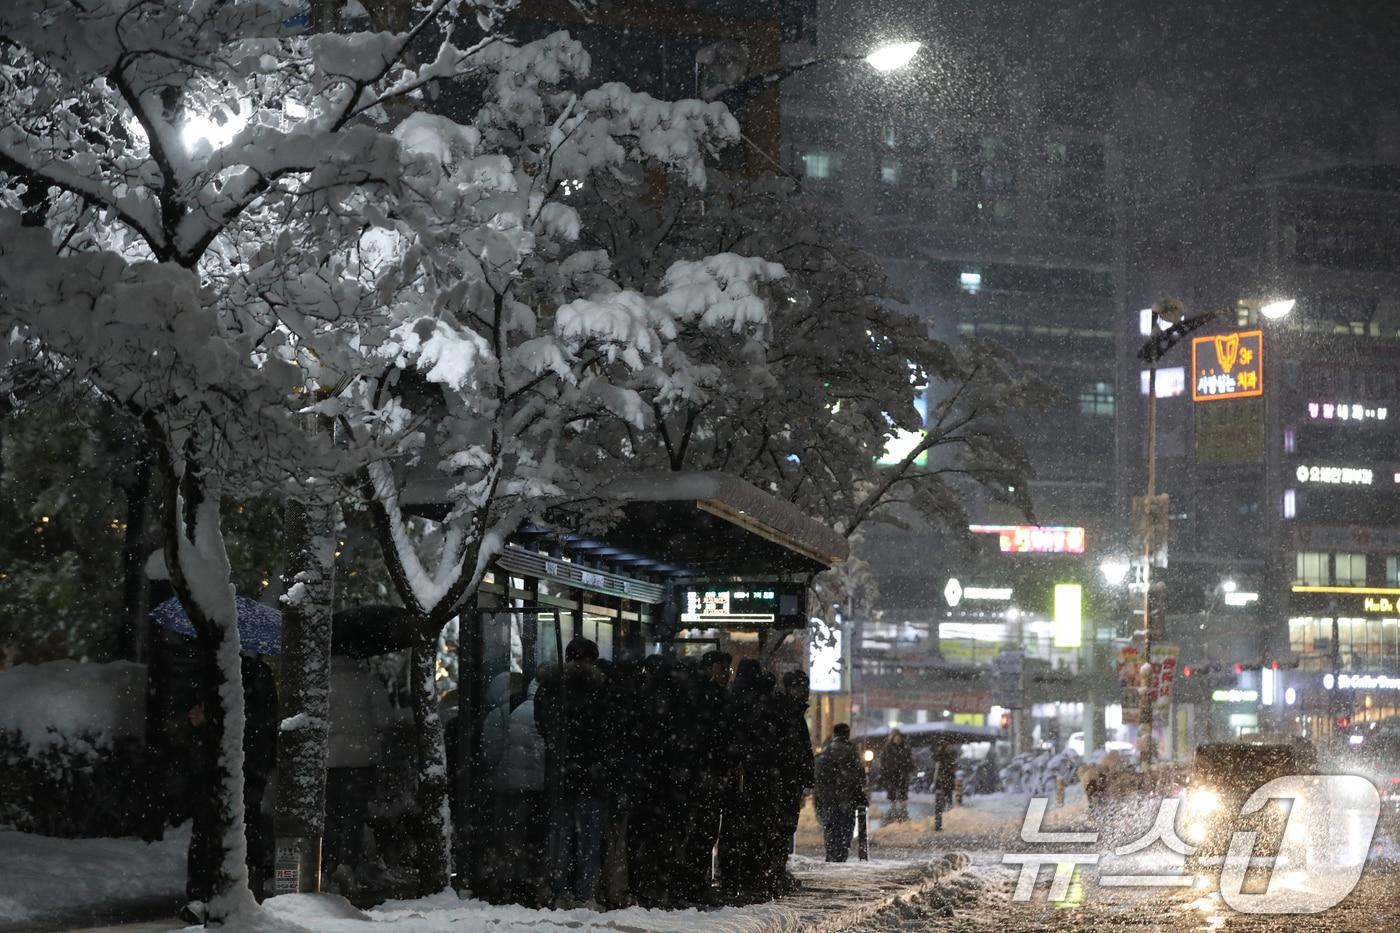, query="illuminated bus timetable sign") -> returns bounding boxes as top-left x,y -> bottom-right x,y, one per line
1191,329 -> 1263,402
